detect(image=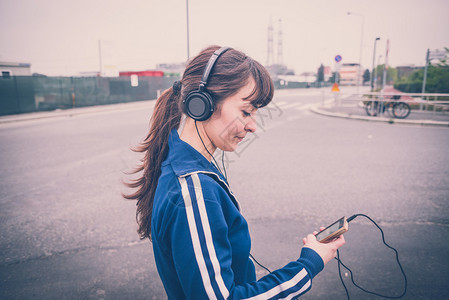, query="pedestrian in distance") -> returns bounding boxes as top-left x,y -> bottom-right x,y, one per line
124,45 -> 345,299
